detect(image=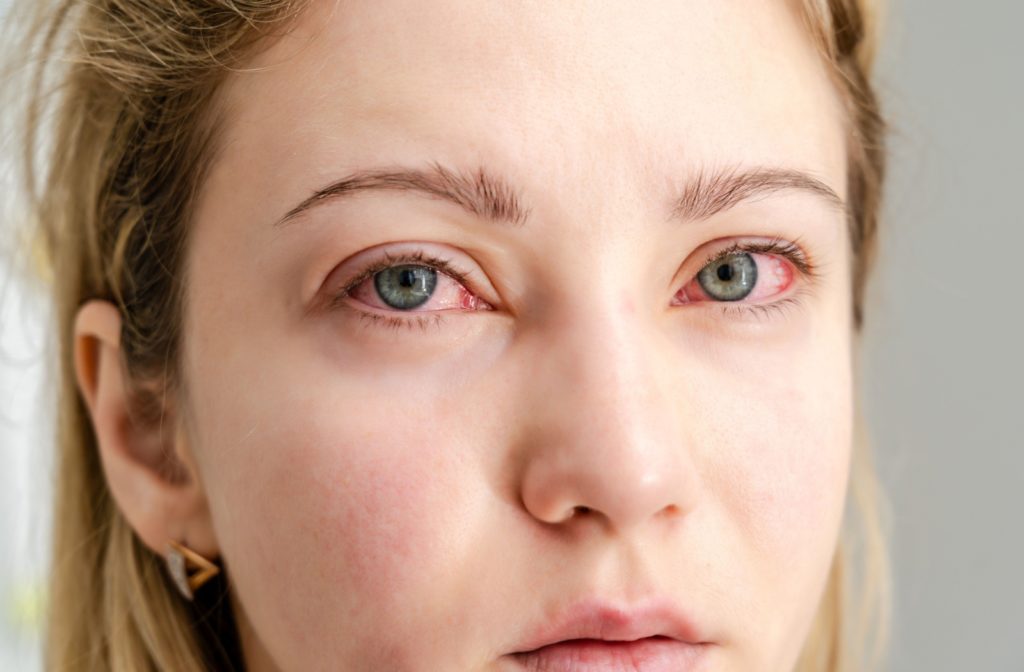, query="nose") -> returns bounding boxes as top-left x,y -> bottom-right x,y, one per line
517,305 -> 700,535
